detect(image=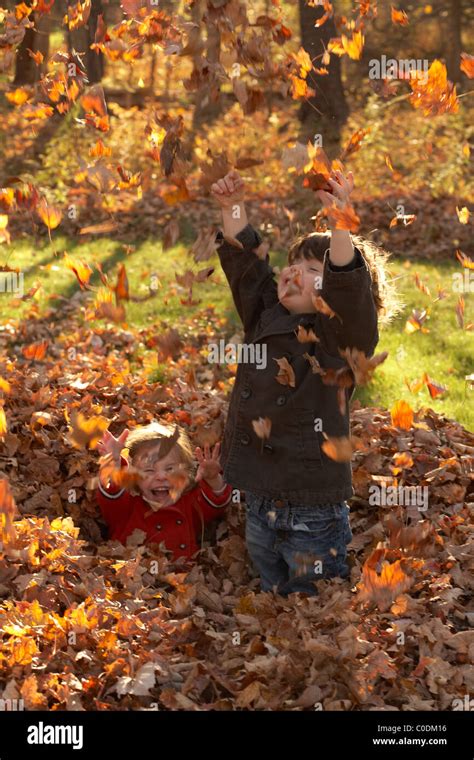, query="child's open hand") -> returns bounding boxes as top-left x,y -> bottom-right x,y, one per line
195,442 -> 221,483
97,428 -> 129,462
211,170 -> 245,209
316,169 -> 354,211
